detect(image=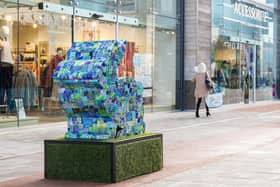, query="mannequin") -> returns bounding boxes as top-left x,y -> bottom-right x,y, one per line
0,25 -> 13,112
45,47 -> 64,97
